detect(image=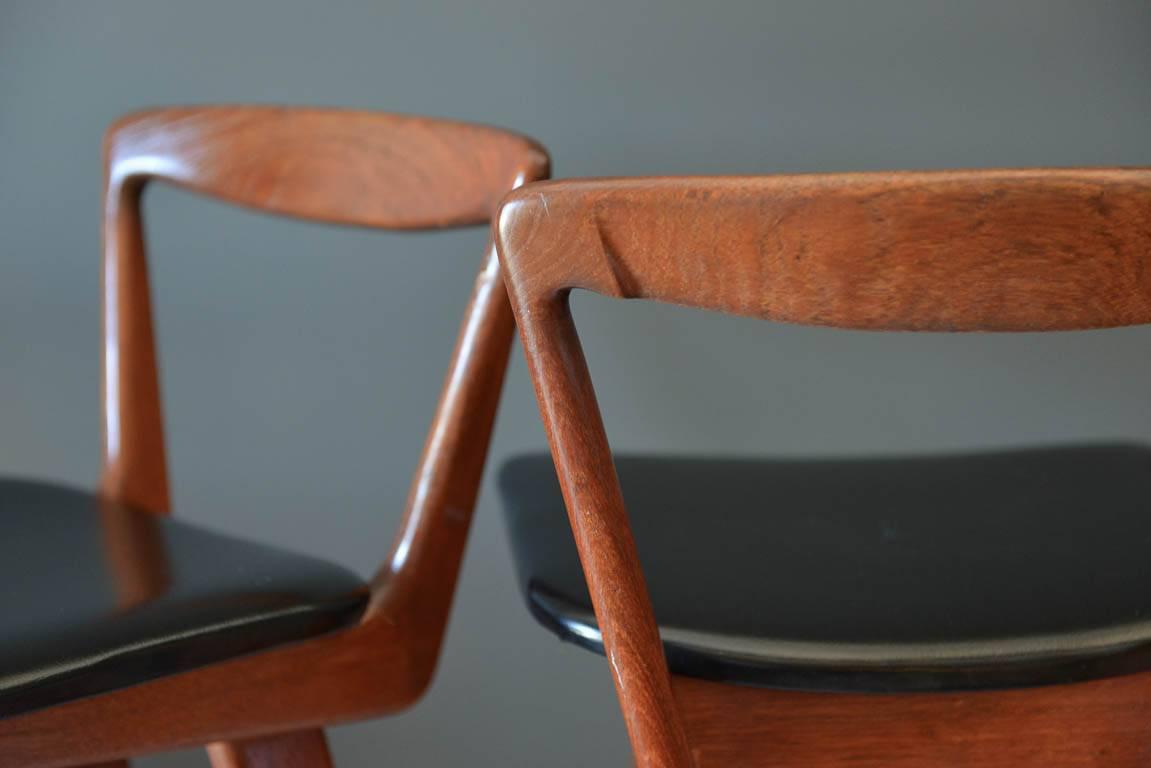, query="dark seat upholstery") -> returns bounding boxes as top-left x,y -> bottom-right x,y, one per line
500,444 -> 1151,692
0,478 -> 367,718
